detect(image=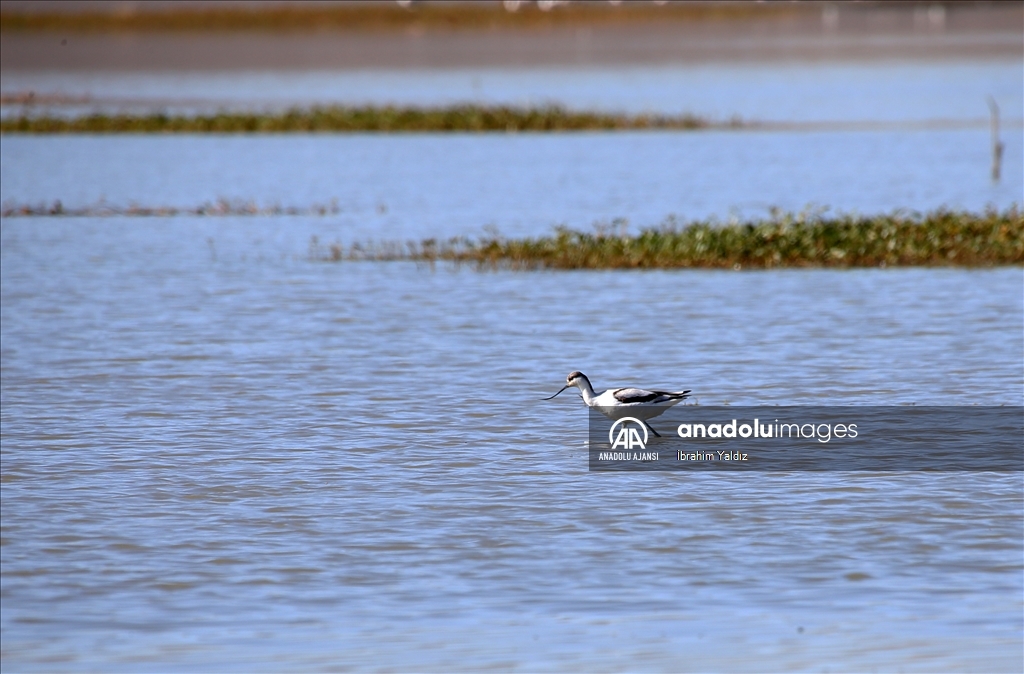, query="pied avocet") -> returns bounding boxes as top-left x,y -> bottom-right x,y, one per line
542,371 -> 691,436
